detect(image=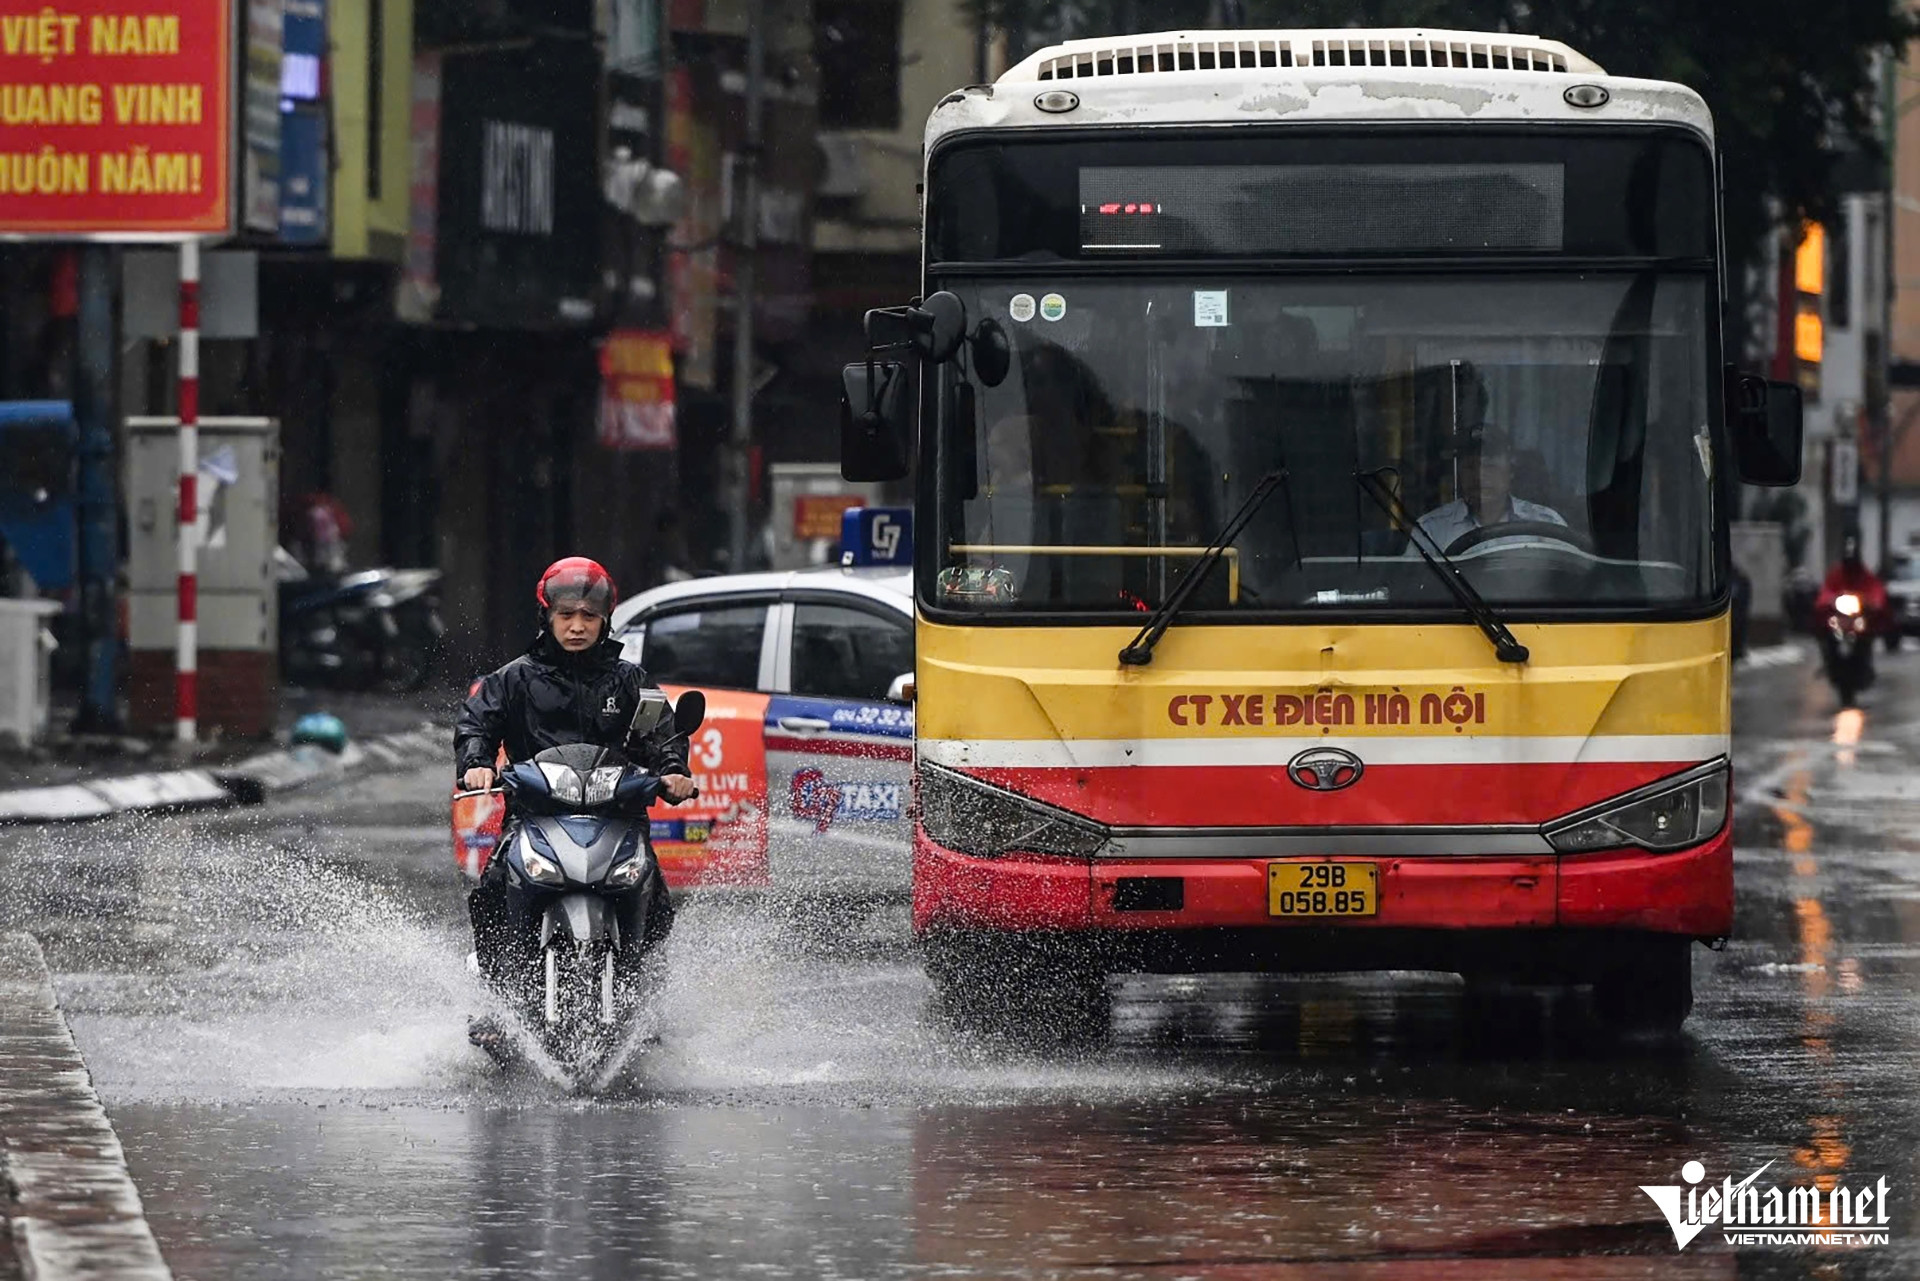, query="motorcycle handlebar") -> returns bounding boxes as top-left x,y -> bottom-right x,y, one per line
453,778 -> 698,802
